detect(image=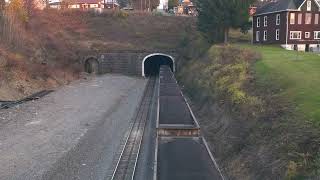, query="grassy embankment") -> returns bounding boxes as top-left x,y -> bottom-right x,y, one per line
241,44 -> 320,126
178,31 -> 320,179
240,44 -> 320,179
